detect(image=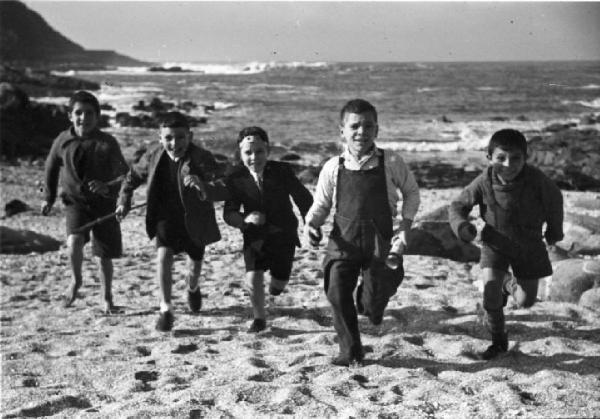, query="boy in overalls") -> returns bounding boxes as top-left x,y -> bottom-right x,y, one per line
449,129 -> 563,360
304,99 -> 420,366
